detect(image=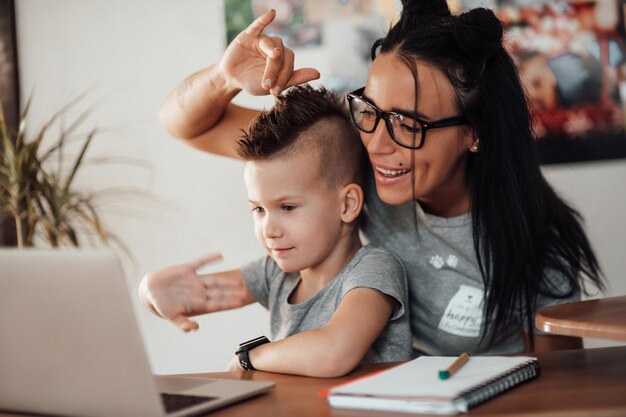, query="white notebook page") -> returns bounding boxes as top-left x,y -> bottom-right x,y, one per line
331,356 -> 537,398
